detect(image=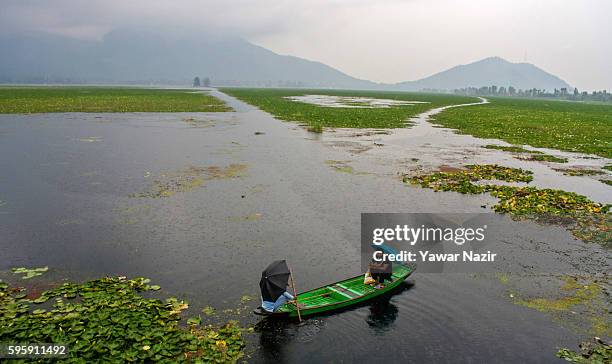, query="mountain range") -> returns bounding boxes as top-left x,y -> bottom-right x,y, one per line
0,29 -> 571,91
